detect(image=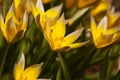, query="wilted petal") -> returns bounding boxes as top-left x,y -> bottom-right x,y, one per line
14,53 -> 25,80
21,62 -> 44,80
